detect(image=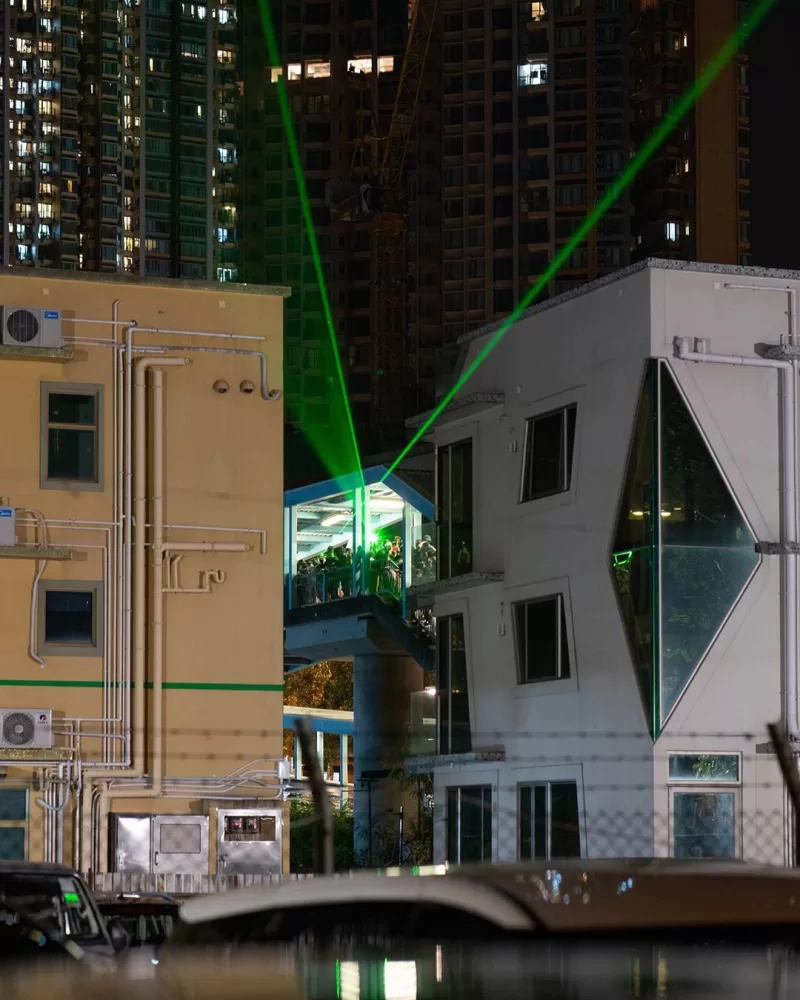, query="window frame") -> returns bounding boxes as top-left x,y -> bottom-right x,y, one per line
520,402 -> 578,504
40,382 -> 104,492
668,752 -> 742,860
518,780 -> 581,861
37,579 -> 105,658
436,436 -> 474,581
512,592 -> 571,685
445,784 -> 493,865
437,612 -> 472,755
